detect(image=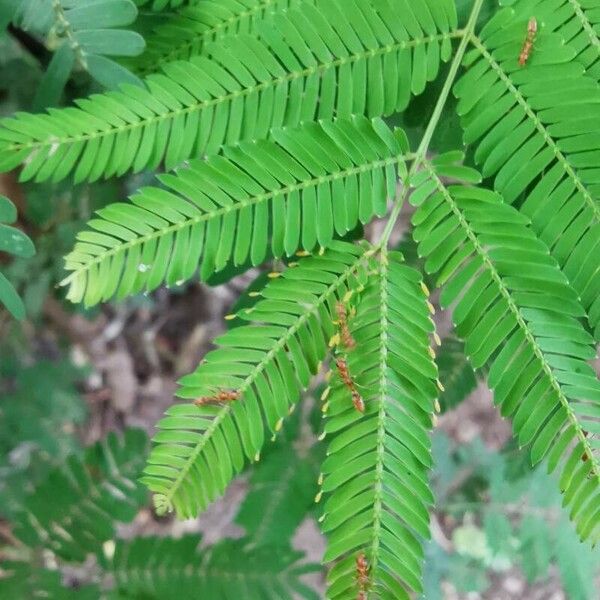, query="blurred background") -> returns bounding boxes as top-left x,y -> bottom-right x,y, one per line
1,1 -> 600,598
